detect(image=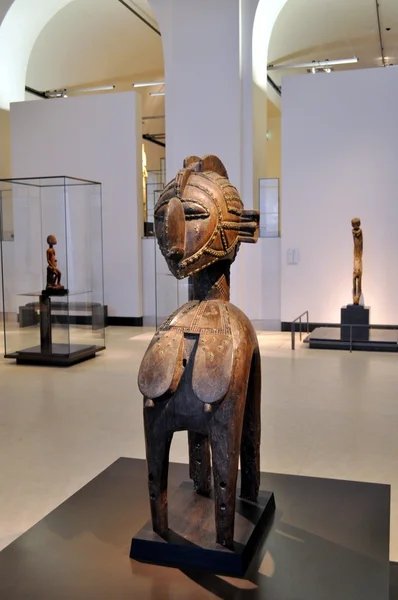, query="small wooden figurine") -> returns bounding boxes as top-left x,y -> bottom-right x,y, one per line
138,155 -> 260,548
352,218 -> 363,305
46,234 -> 64,290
